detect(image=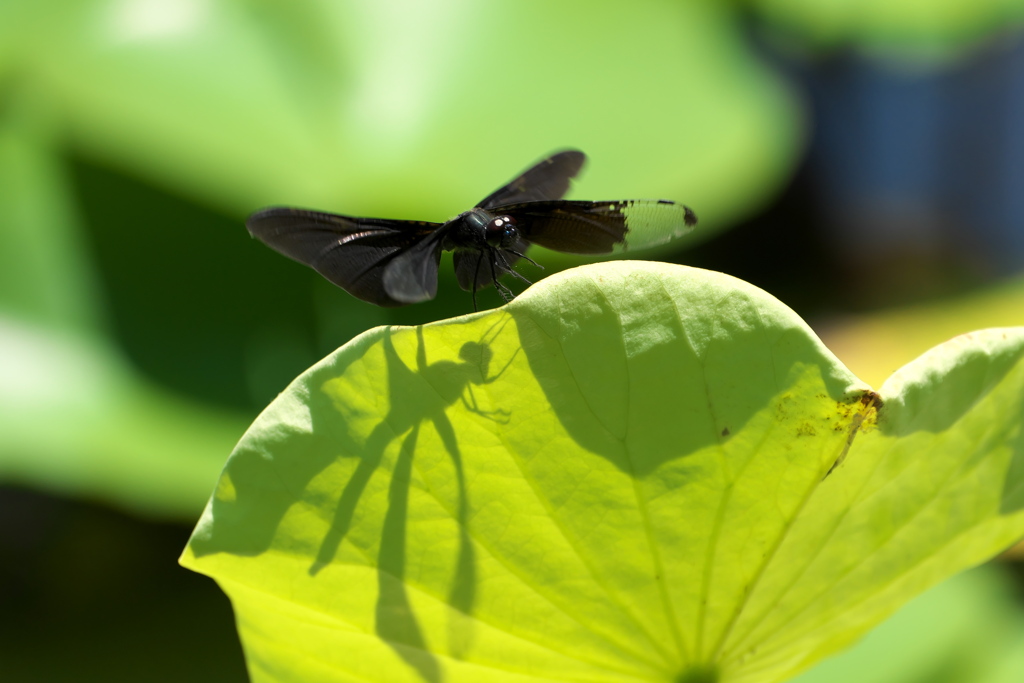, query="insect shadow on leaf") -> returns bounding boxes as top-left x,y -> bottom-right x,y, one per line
309,316 -> 517,666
